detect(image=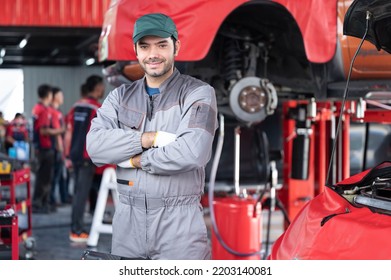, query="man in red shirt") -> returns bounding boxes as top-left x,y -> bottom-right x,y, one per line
32,84 -> 65,214
49,87 -> 70,209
